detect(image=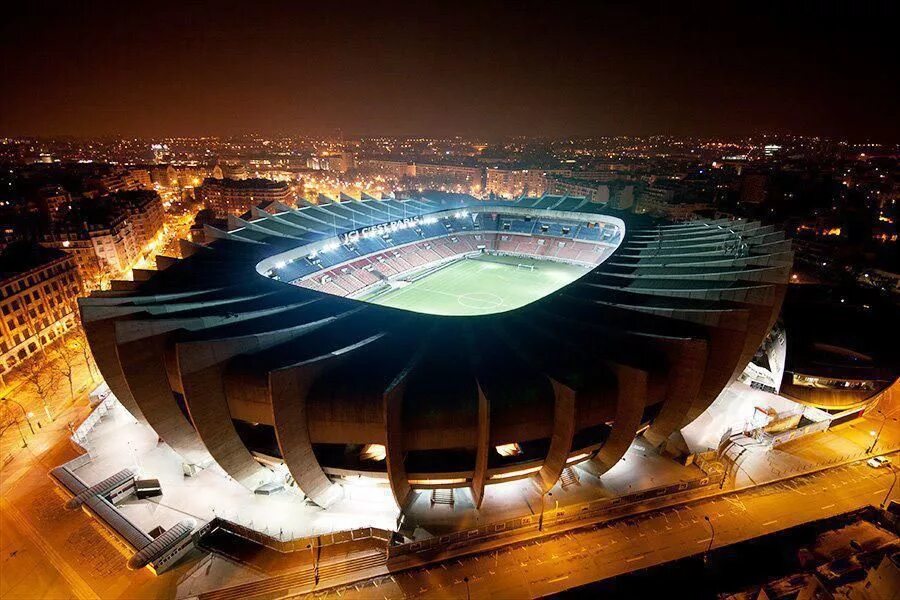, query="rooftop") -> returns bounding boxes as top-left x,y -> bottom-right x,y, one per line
0,241 -> 68,279
201,177 -> 289,190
